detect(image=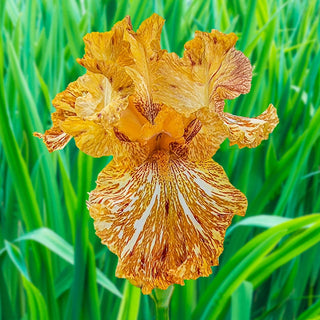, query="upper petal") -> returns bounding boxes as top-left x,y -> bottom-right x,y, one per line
153,30 -> 252,116
88,152 -> 247,294
35,71 -> 135,159
122,14 -> 165,123
78,16 -> 134,68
